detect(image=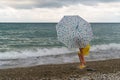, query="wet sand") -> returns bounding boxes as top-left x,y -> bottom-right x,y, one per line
0,59 -> 120,80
